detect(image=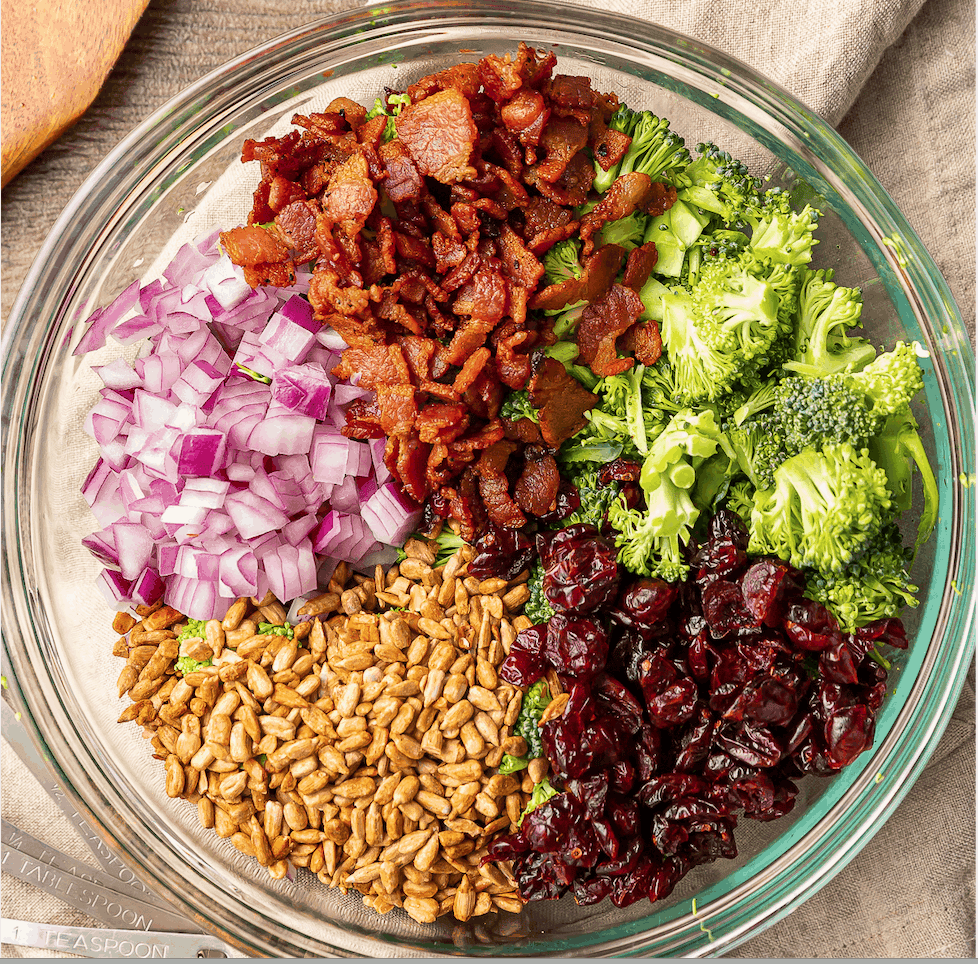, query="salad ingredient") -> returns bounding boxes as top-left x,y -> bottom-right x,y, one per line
77,234 -> 415,621
499,678 -> 552,774
487,513 -> 908,907
114,547 -> 535,923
